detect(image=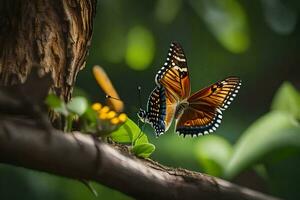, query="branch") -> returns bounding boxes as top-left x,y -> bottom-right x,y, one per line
0,117 -> 281,200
